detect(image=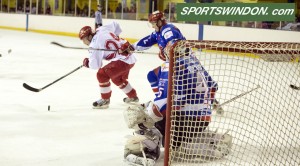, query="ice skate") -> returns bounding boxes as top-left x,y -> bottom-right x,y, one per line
123,97 -> 139,104
93,99 -> 110,109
